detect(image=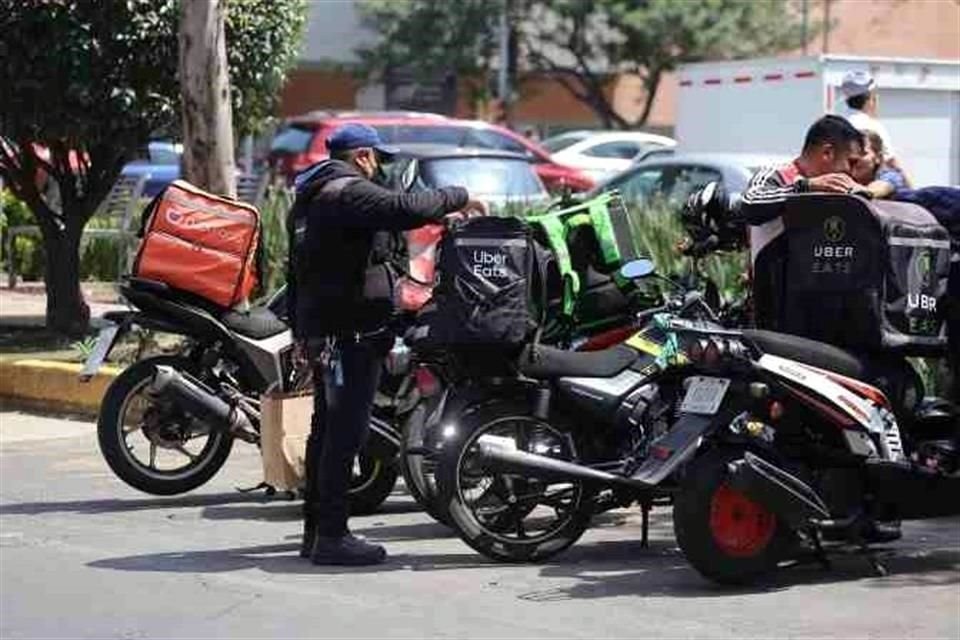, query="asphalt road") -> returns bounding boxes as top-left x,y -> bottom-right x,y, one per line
1,409 -> 958,639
